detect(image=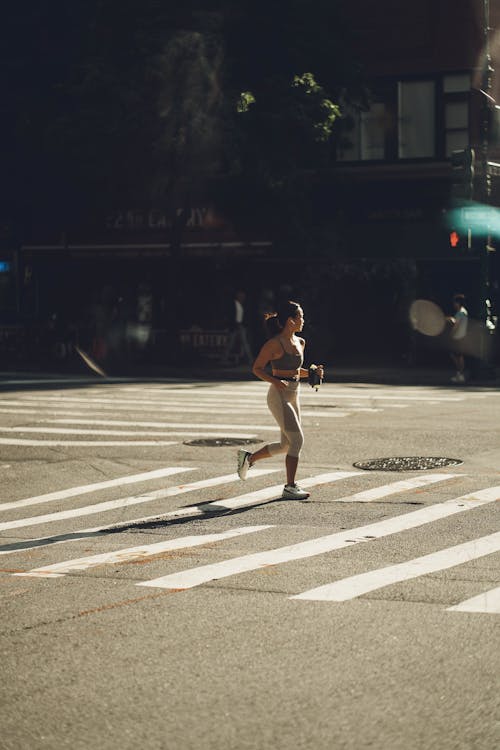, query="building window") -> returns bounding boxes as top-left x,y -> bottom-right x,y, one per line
443,73 -> 471,94
443,73 -> 471,157
338,102 -> 387,161
398,80 -> 436,158
337,74 -> 470,163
